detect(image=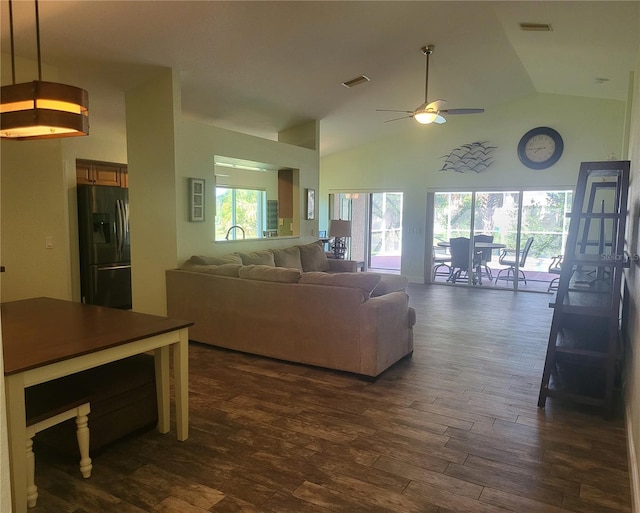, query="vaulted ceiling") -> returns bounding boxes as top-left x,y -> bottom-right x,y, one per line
1,1 -> 638,155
